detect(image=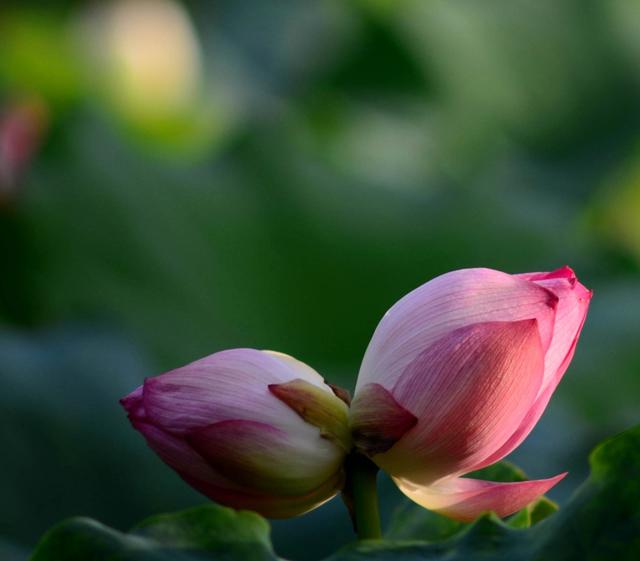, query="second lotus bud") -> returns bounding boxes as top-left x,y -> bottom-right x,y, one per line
121,348 -> 351,518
